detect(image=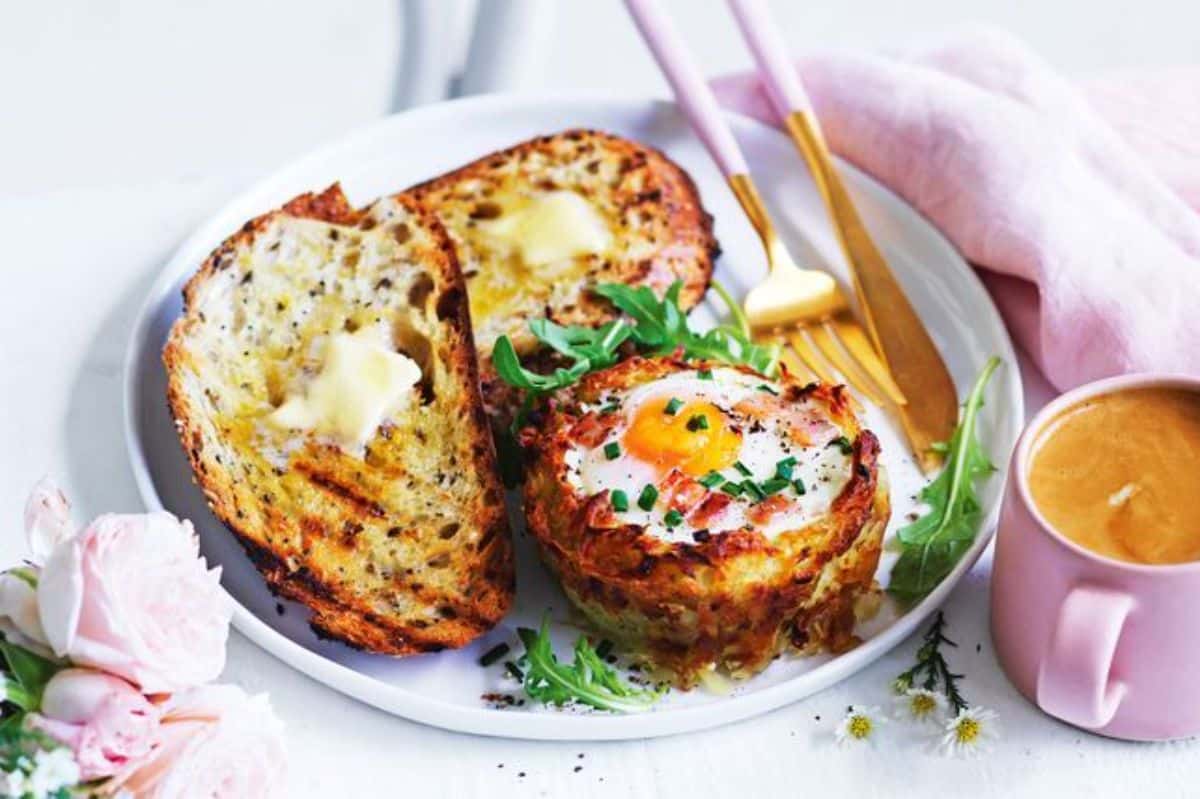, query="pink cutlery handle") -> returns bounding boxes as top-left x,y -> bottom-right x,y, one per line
726,0 -> 812,118
1036,585 -> 1132,729
624,0 -> 748,178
